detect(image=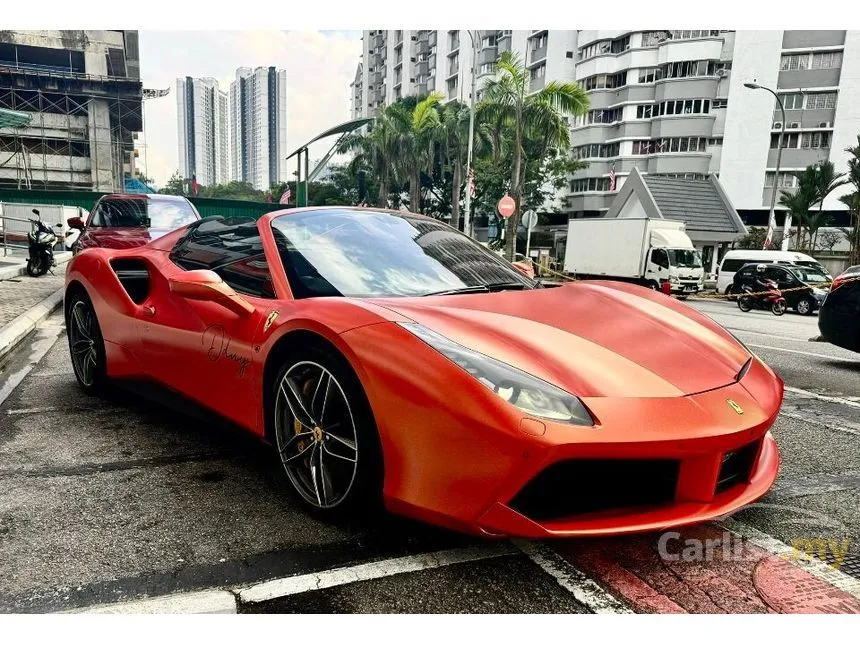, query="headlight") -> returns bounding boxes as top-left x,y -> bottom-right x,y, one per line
398,322 -> 594,425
